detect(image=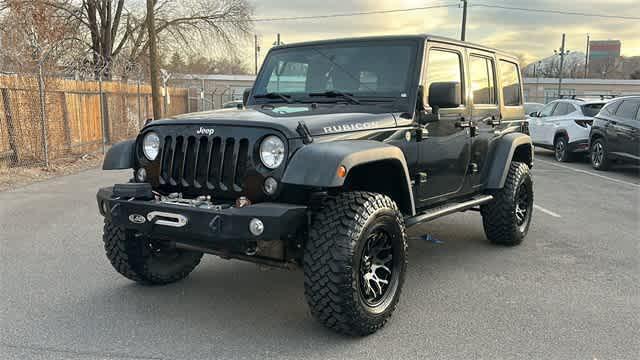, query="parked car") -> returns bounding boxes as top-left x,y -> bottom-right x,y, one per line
98,35 -> 533,336
589,96 -> 640,170
524,102 -> 544,118
528,99 -> 606,162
